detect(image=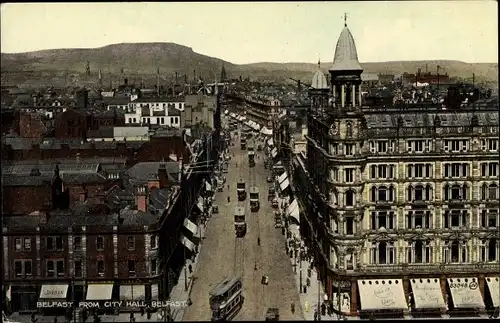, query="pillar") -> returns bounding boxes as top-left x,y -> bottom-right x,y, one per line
333,85 -> 336,101
352,85 -> 356,107
341,85 -> 345,108
350,278 -> 357,316
358,85 -> 362,106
